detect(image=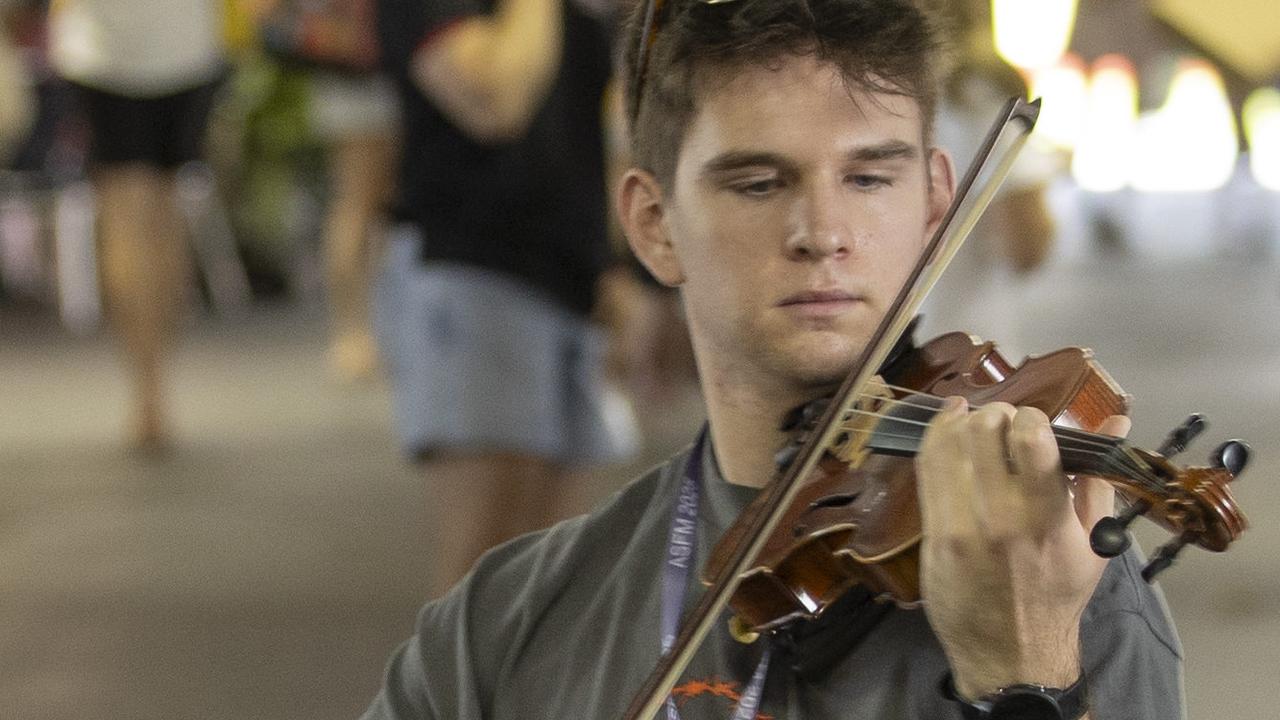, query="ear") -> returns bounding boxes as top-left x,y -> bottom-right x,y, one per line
616,169 -> 686,286
923,147 -> 957,240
